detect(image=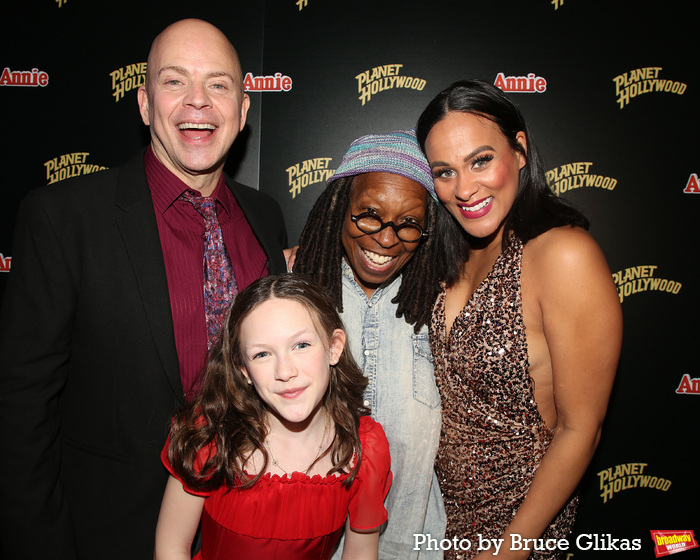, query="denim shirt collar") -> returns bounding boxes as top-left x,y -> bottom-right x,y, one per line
340,258 -> 400,306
